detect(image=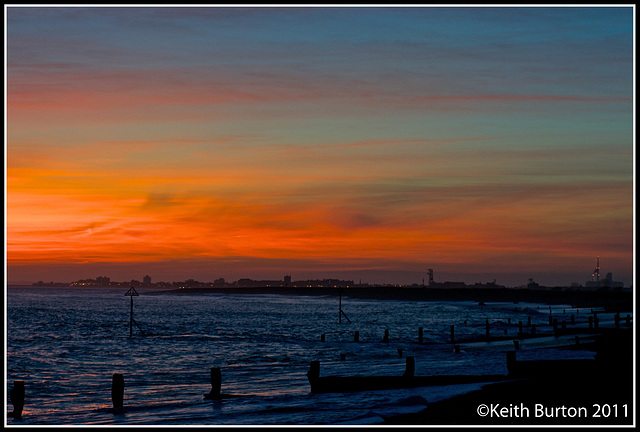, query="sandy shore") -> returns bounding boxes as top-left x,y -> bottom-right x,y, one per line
382,373 -> 634,426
